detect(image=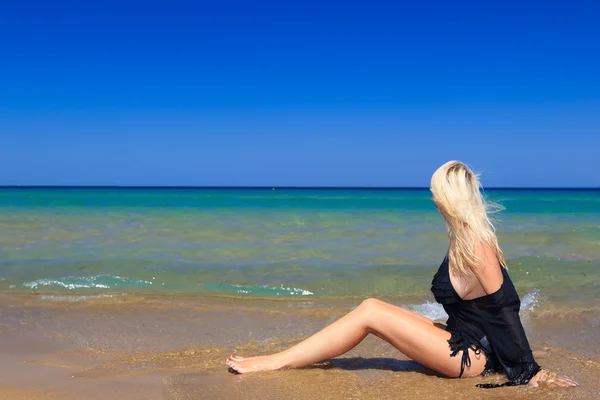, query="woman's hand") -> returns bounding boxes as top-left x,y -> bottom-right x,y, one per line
528,369 -> 579,388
